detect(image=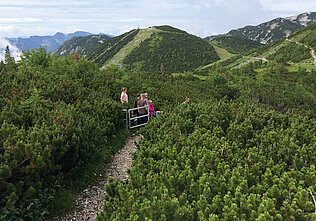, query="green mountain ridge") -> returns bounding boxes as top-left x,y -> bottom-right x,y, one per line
53,34 -> 111,57
56,25 -> 220,72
